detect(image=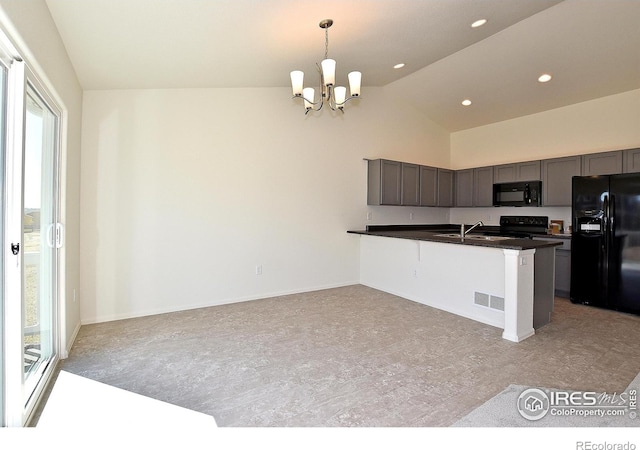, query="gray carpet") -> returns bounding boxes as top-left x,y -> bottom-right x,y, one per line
59,285 -> 640,427
452,371 -> 640,427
